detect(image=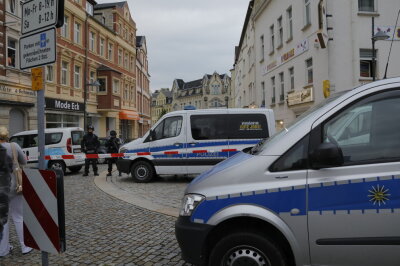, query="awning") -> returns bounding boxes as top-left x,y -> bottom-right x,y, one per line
119,110 -> 139,120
